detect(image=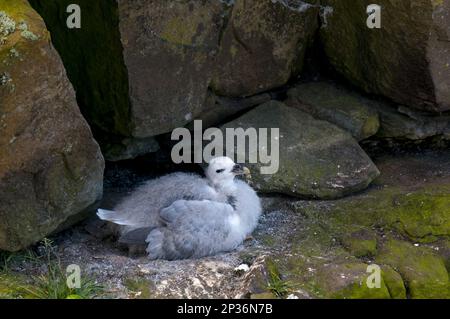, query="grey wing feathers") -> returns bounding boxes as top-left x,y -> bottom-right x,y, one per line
97,173 -> 217,230
146,200 -> 235,260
